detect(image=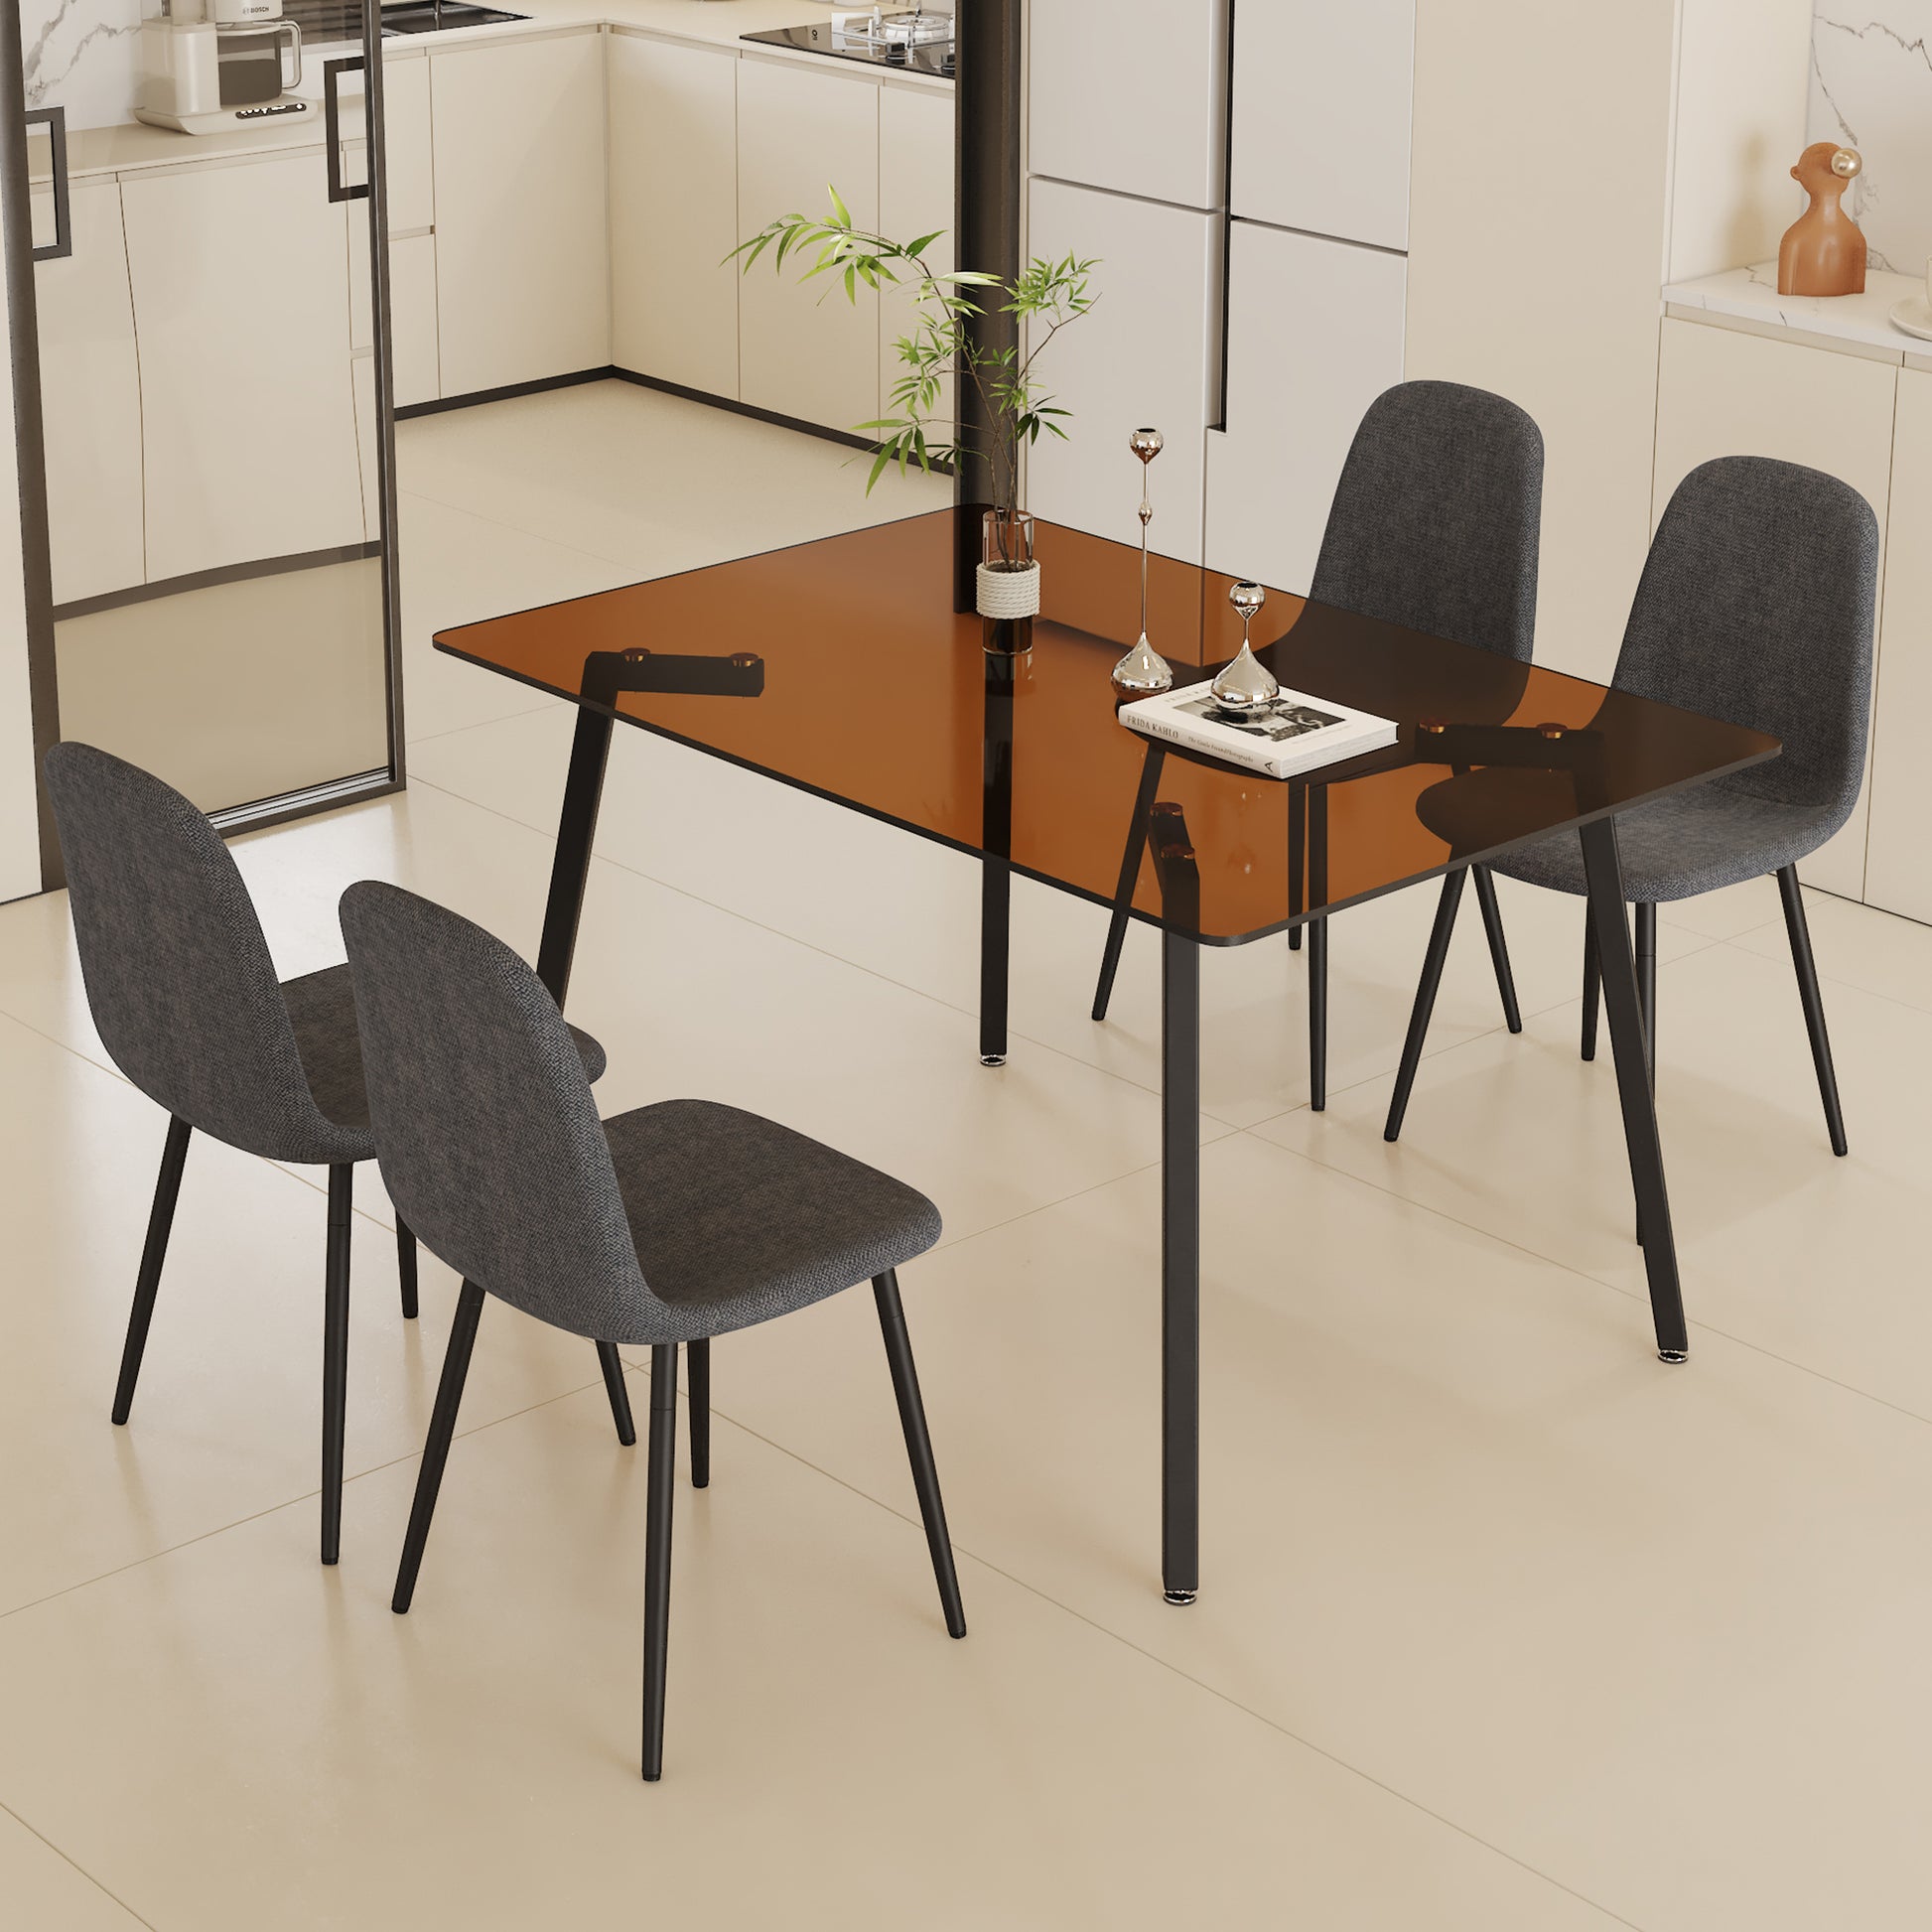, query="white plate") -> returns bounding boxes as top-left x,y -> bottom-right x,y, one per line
1888,293 -> 1932,342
